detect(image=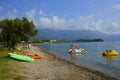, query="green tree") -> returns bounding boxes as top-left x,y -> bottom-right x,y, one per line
0,17 -> 38,49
